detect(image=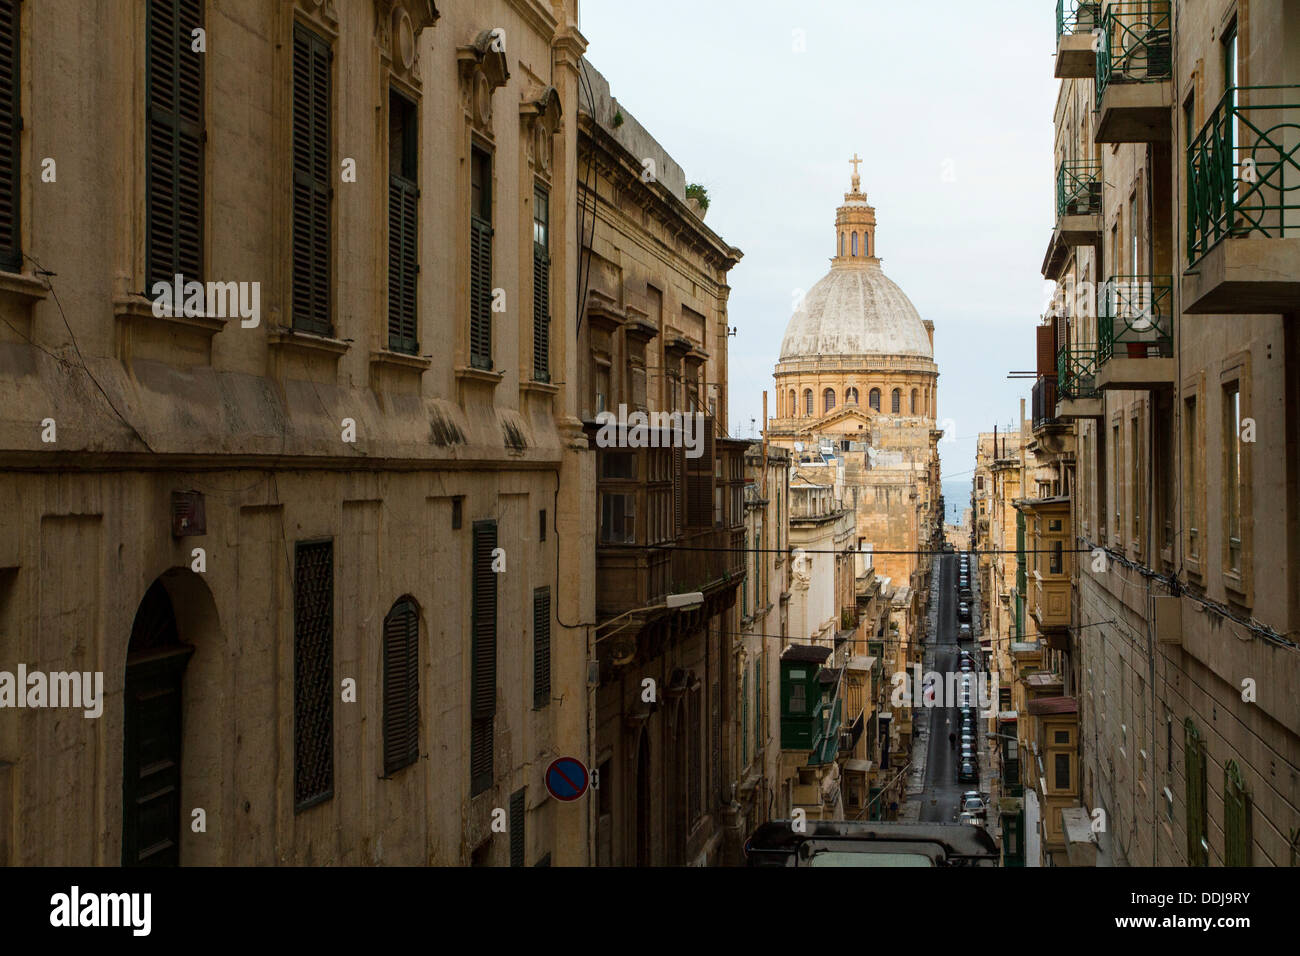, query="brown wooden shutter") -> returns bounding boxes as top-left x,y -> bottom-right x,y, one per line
509,788 -> 525,866
292,23 -> 331,333
470,217 -> 493,368
532,244 -> 550,381
686,417 -> 715,529
673,445 -> 684,537
0,0 -> 20,272
1037,324 -> 1057,378
388,175 -> 418,352
382,598 -> 419,776
146,0 -> 204,290
470,521 -> 497,795
293,540 -> 334,811
532,587 -> 551,709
